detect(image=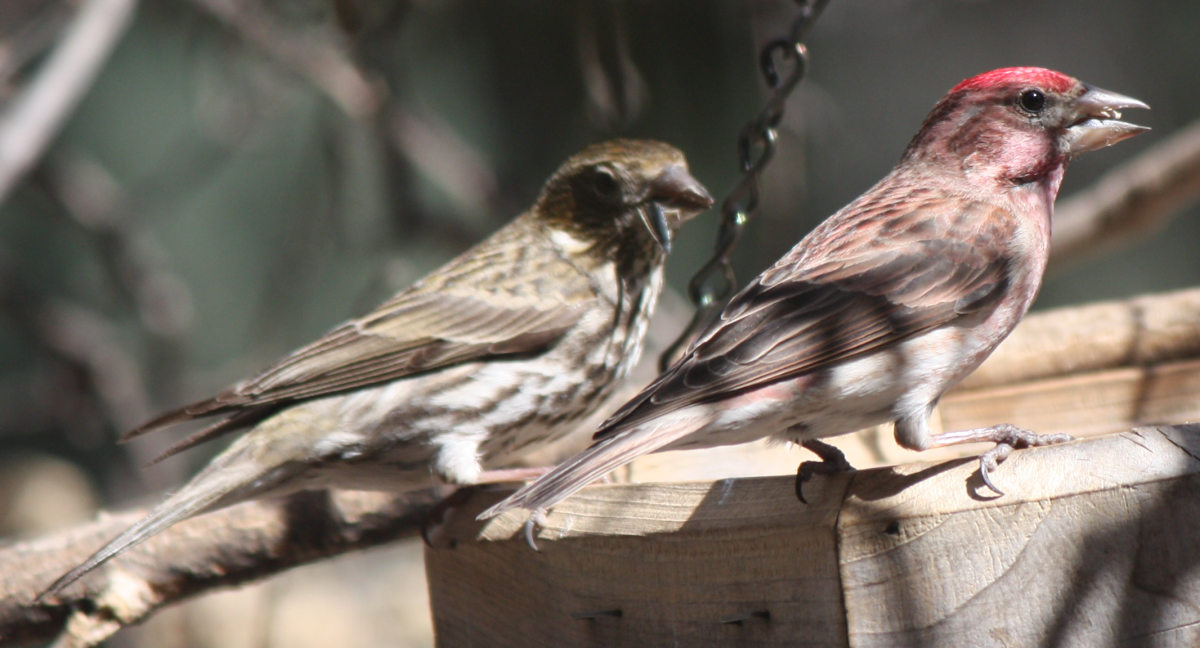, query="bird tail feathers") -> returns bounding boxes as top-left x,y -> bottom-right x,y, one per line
478,416 -> 696,520
38,452 -> 279,600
